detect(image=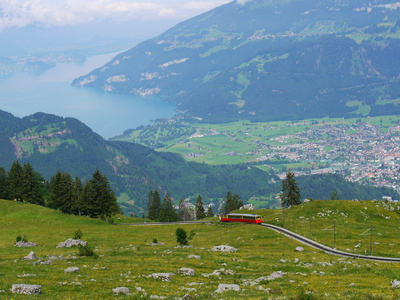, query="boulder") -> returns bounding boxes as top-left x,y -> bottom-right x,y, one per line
64,267 -> 80,273
392,280 -> 400,288
177,268 -> 195,276
112,287 -> 130,295
150,273 -> 172,282
12,284 -> 41,295
295,247 -> 305,252
188,255 -> 201,259
57,239 -> 87,248
215,284 -> 241,293
24,251 -> 37,260
211,245 -> 238,252
15,241 -> 37,248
